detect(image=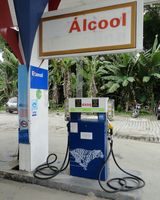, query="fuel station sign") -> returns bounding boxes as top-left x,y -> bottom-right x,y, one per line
39,0 -> 143,58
